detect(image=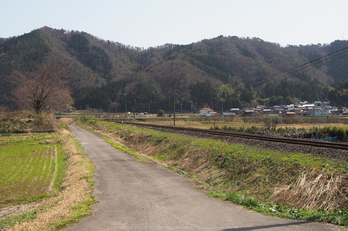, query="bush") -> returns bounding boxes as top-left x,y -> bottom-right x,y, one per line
157,109 -> 164,117
0,112 -> 56,133
74,115 -> 98,126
